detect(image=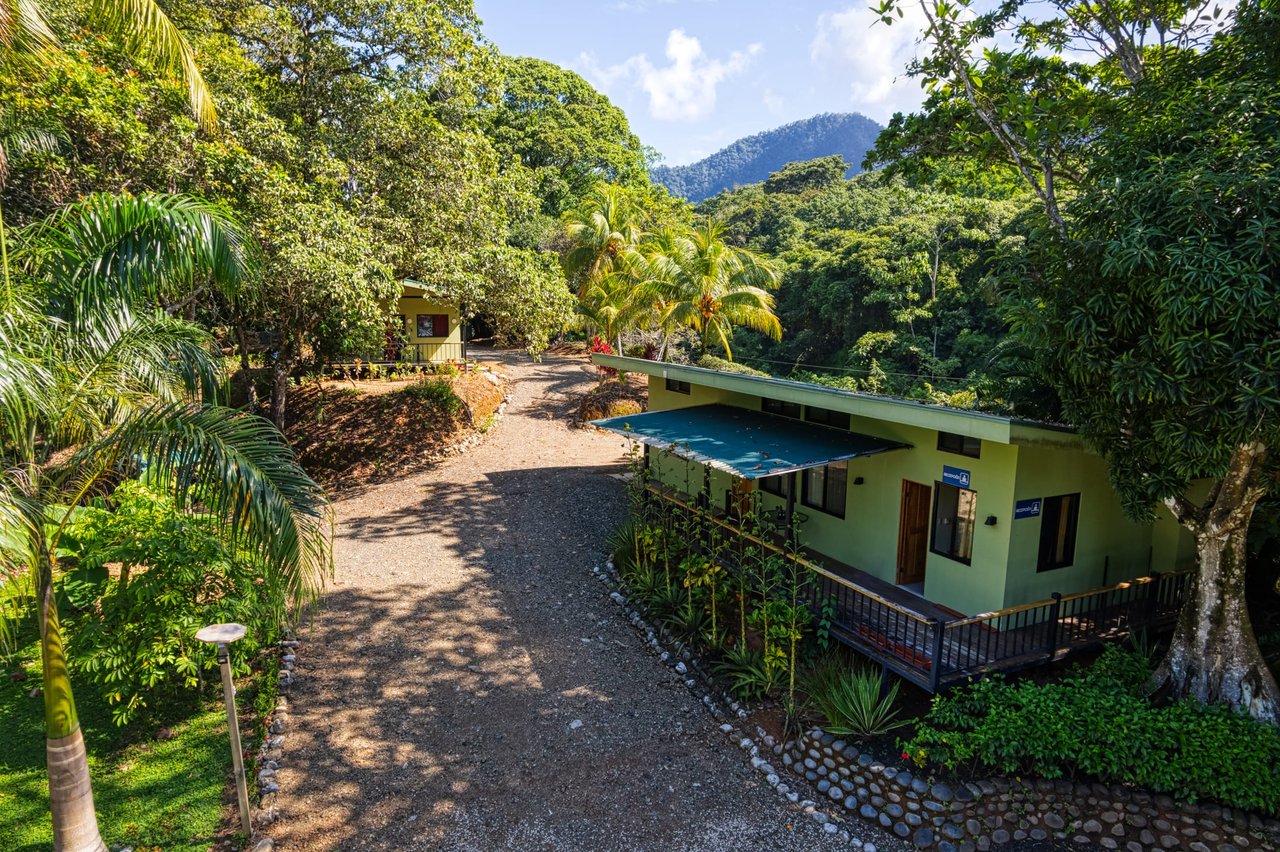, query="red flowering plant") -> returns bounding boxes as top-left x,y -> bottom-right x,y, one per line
590,336 -> 617,383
